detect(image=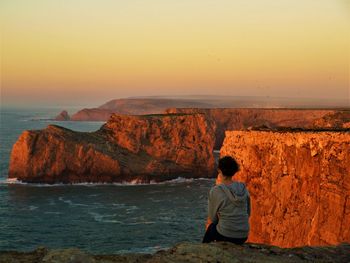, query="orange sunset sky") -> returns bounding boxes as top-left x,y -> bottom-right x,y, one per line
0,0 -> 349,107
